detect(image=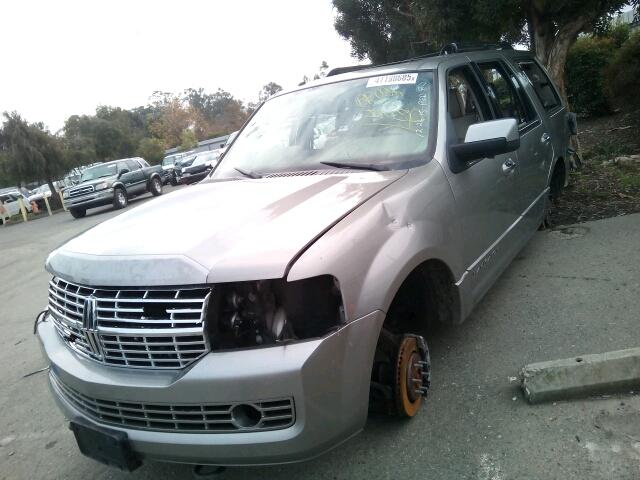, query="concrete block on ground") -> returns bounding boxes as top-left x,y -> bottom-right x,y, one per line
521,347 -> 640,404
